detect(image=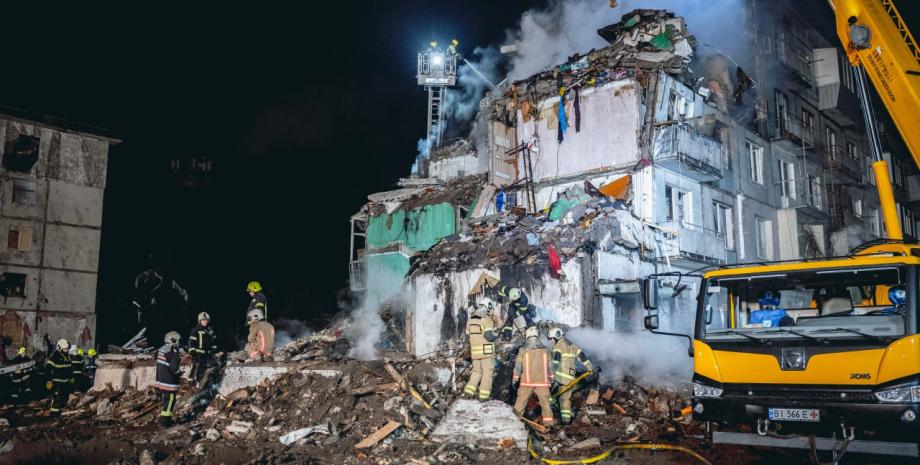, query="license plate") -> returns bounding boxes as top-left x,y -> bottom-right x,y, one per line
768,408 -> 820,422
